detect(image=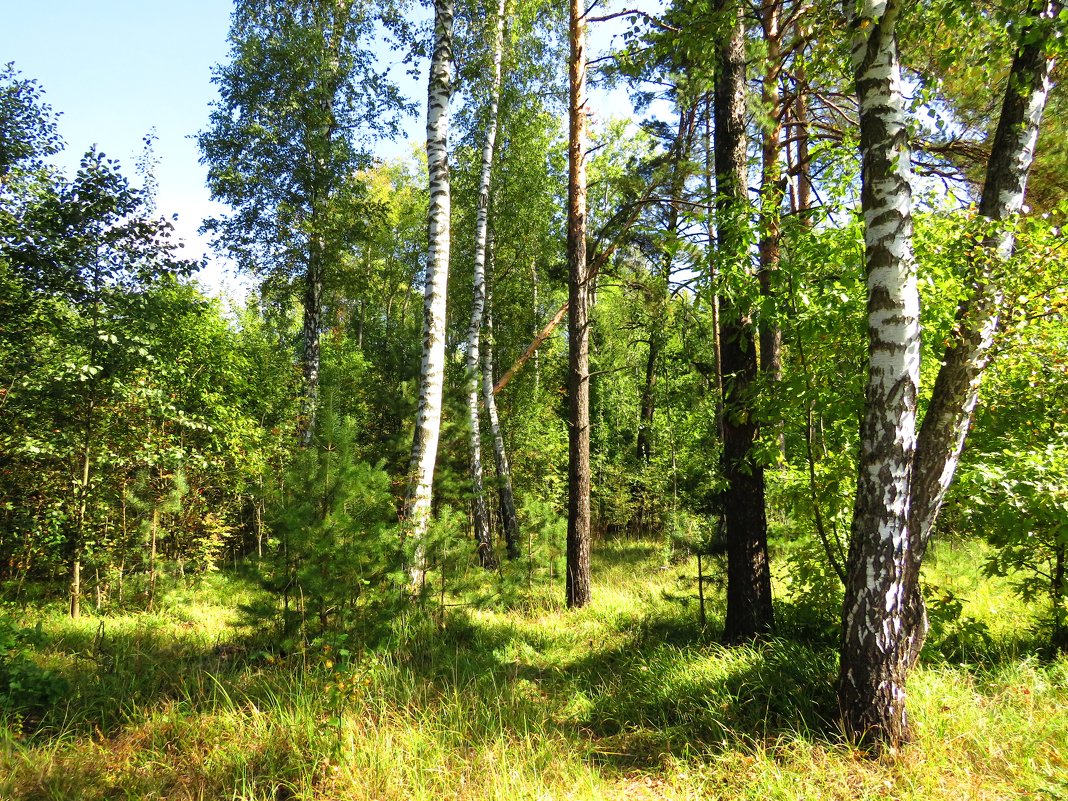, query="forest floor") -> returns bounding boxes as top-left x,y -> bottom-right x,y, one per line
2,539 -> 1067,800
